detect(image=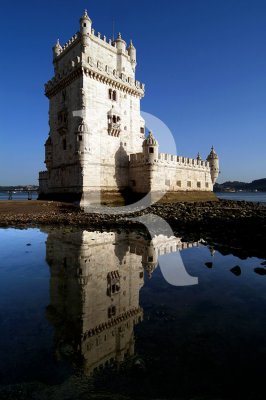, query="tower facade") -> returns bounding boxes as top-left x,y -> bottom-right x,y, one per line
39,10 -> 145,204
